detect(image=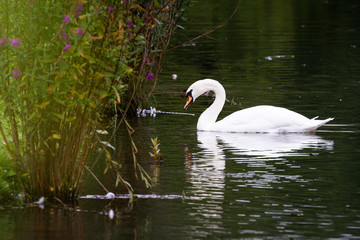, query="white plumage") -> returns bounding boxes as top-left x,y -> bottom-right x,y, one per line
184,79 -> 333,133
